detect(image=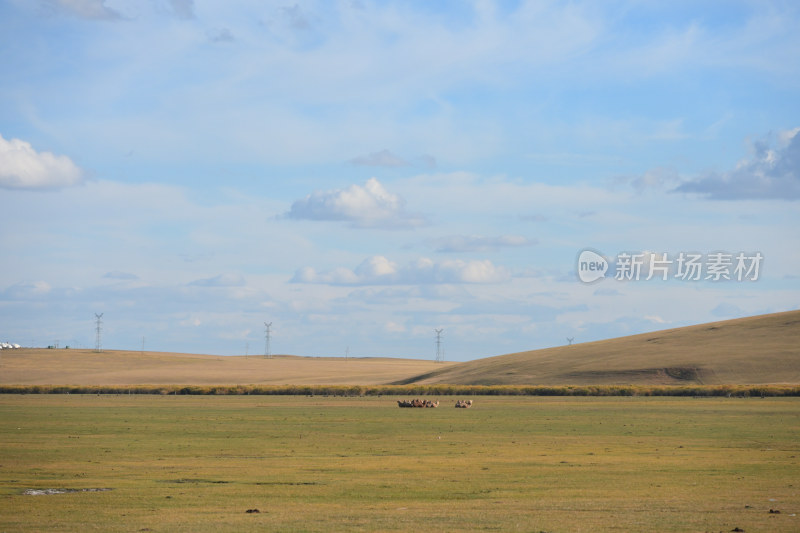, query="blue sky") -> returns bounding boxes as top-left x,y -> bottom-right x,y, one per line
1,0 -> 798,360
